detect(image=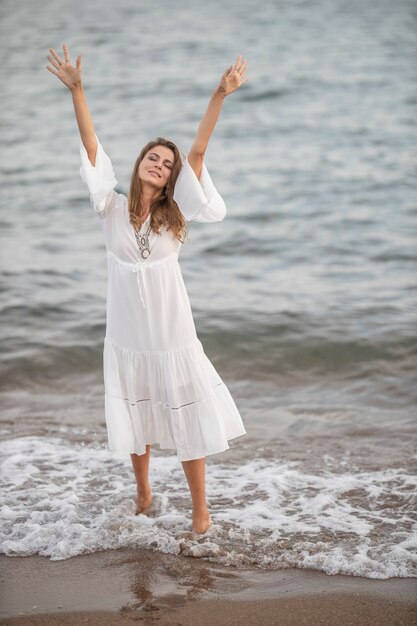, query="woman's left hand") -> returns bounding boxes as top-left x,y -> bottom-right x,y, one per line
218,54 -> 249,97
